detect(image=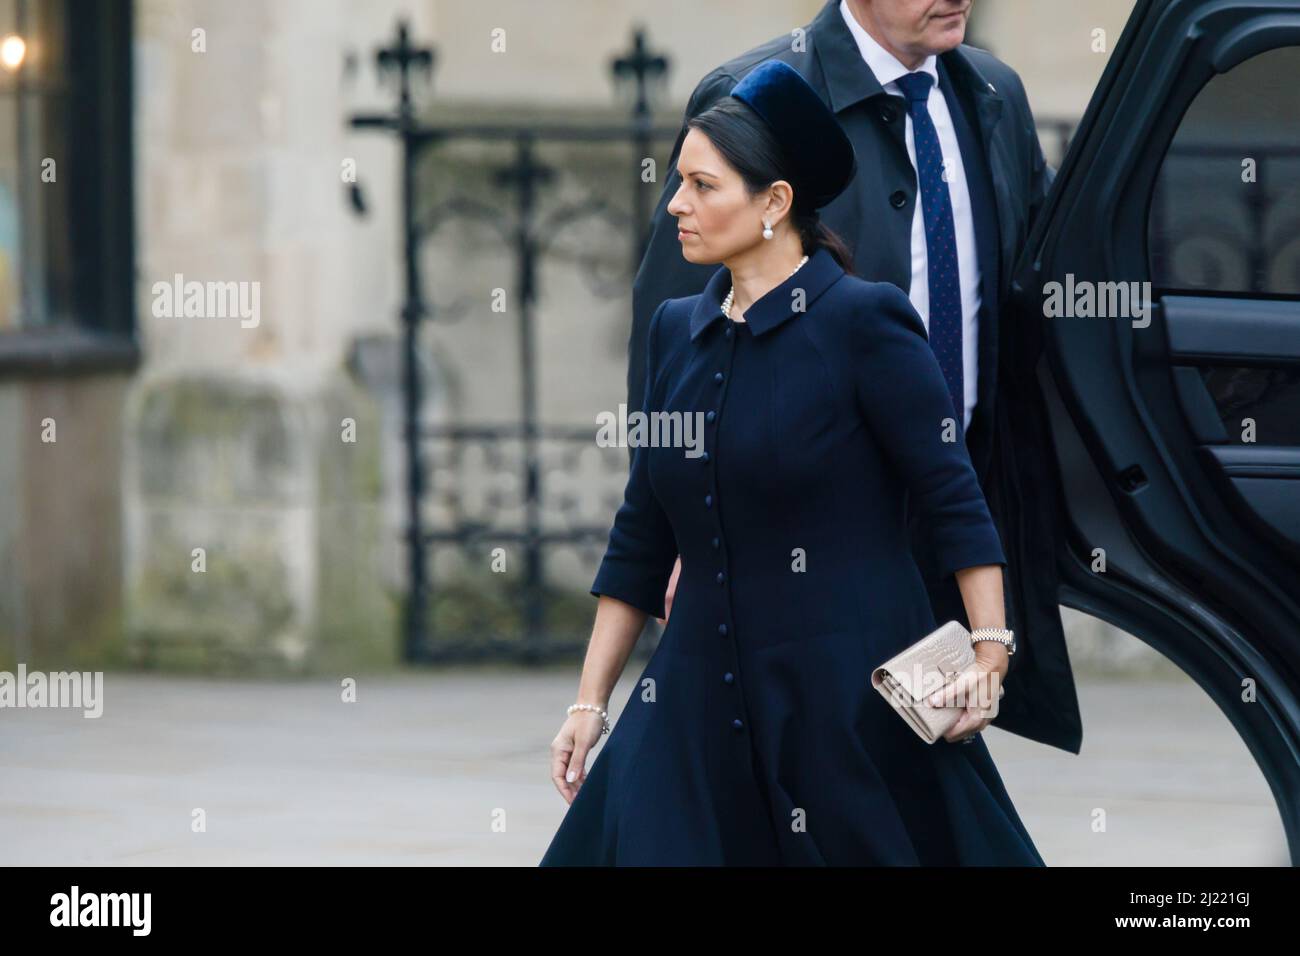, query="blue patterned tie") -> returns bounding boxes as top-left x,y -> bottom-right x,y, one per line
894,71 -> 963,433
